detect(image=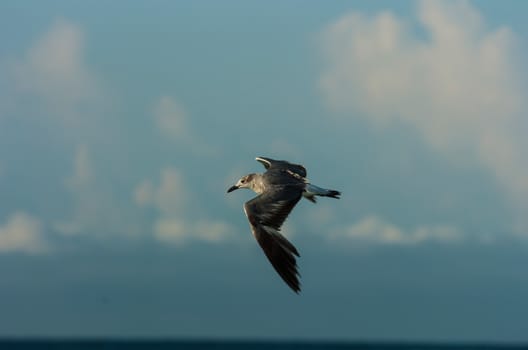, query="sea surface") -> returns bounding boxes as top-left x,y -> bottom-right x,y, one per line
0,340 -> 526,350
